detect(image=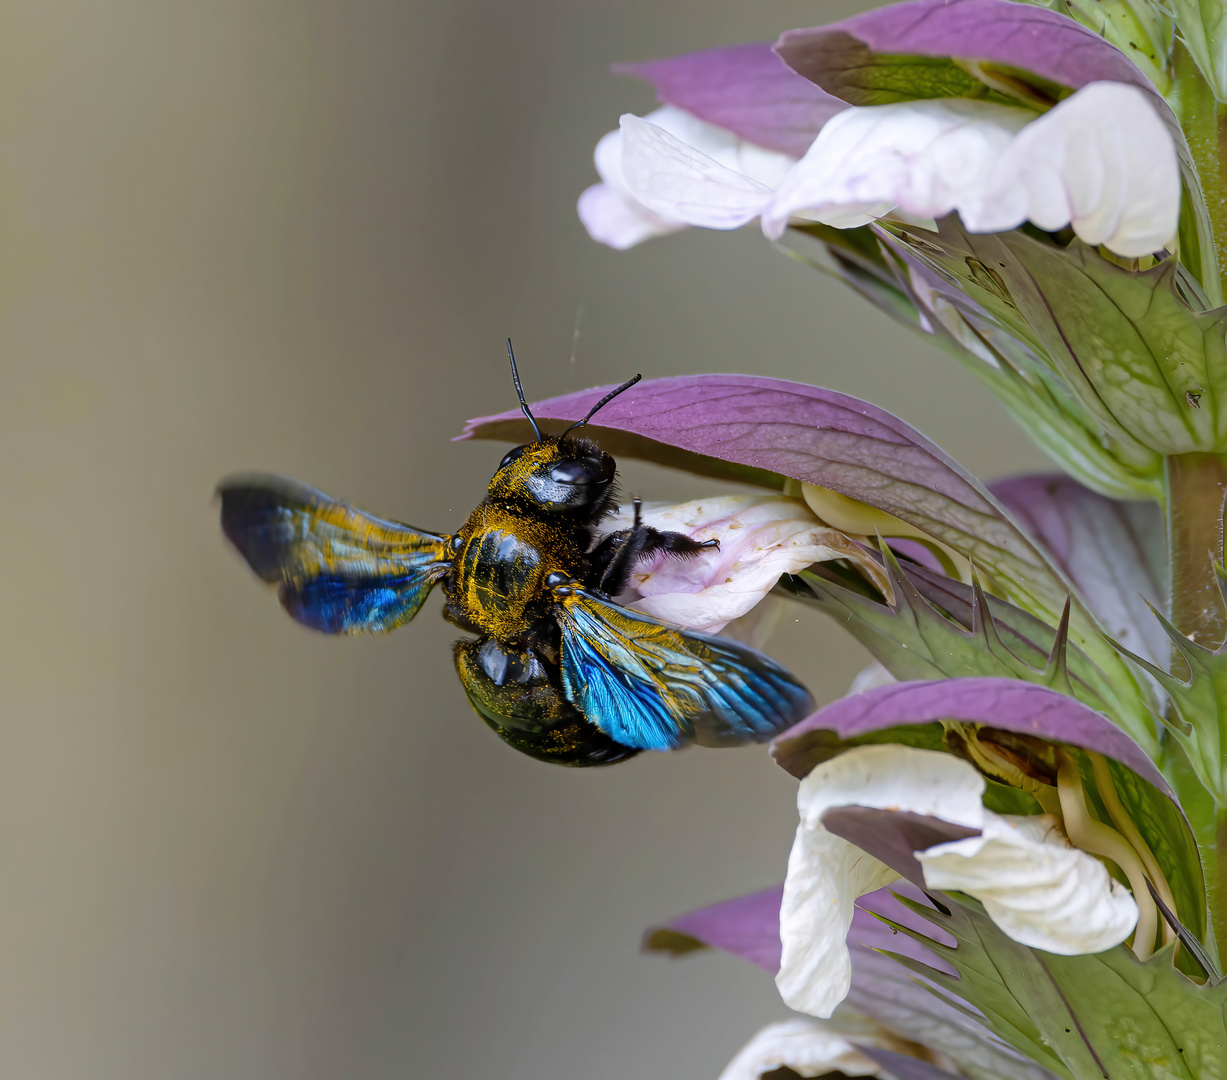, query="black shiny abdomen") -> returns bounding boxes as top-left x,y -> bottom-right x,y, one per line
453,638 -> 638,766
